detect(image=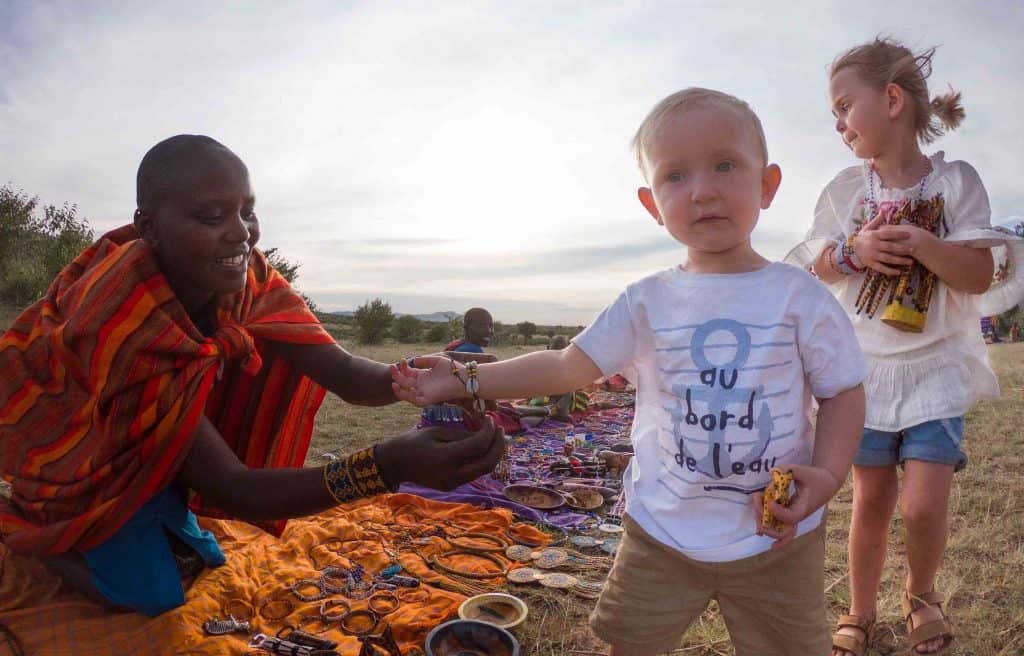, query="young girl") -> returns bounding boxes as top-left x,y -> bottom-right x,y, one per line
791,38 -> 1022,656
